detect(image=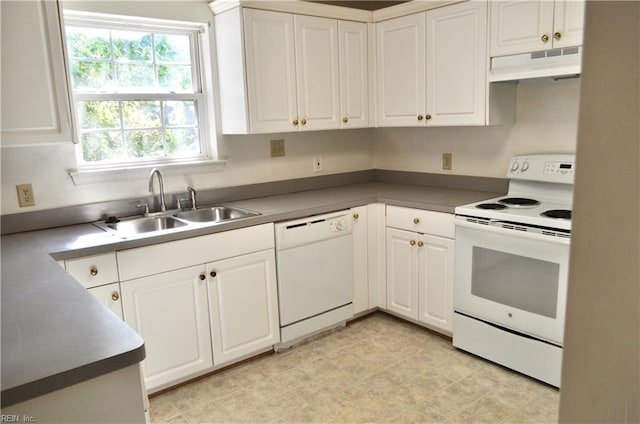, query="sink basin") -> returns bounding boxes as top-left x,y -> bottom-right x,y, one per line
104,215 -> 188,236
174,206 -> 260,223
